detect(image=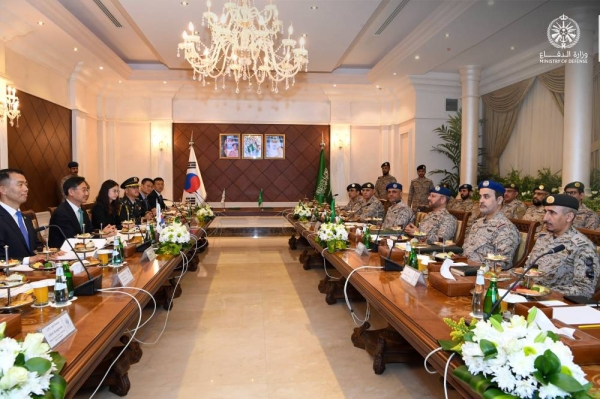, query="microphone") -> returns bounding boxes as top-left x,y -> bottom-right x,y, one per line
384,235 -> 404,271
370,204 -> 390,252
45,225 -> 102,296
484,244 -> 566,320
35,225 -> 49,233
